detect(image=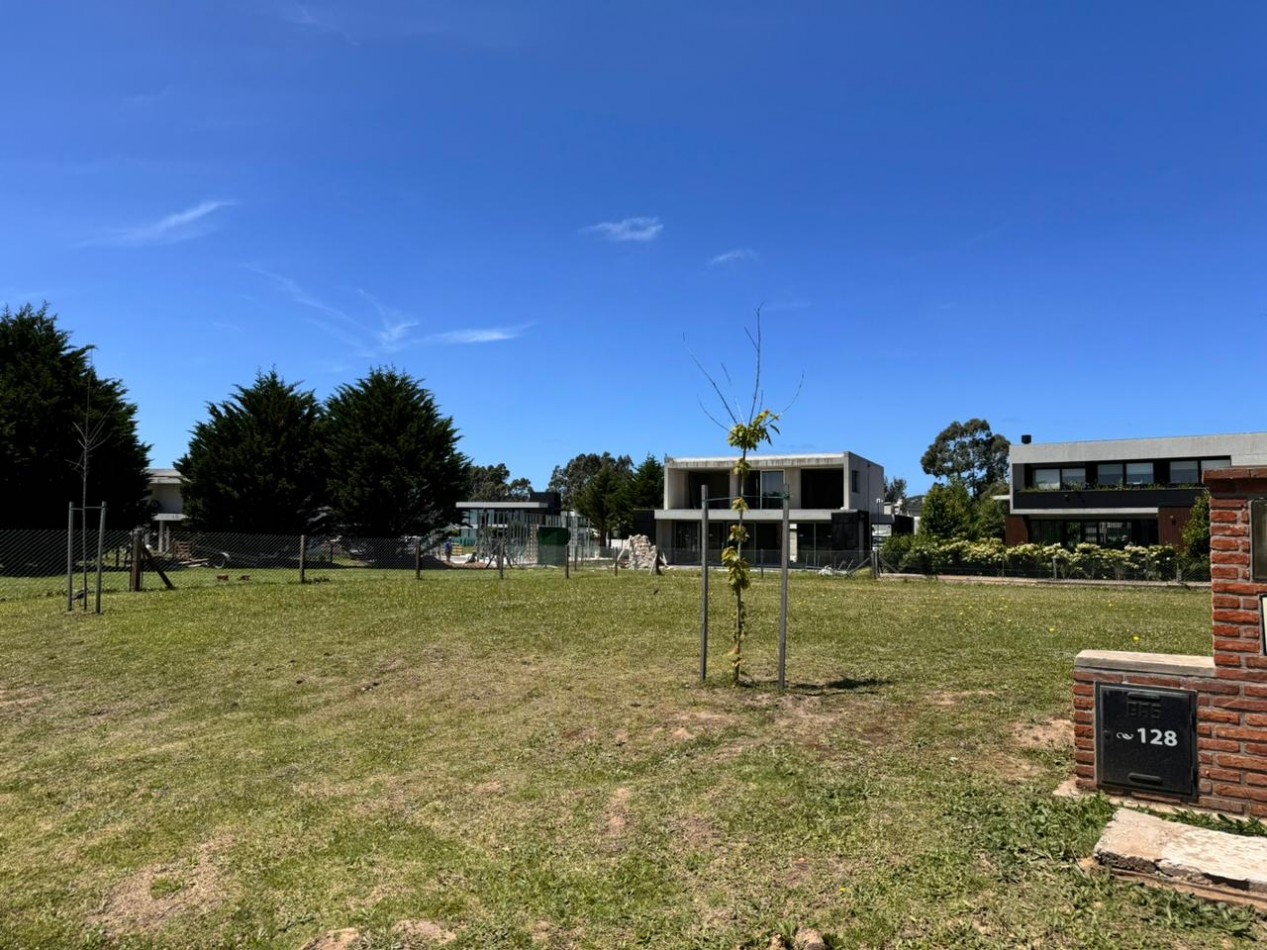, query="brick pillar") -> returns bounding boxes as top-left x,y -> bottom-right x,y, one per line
1202,468 -> 1267,813
1073,468 -> 1267,816
1206,469 -> 1267,674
